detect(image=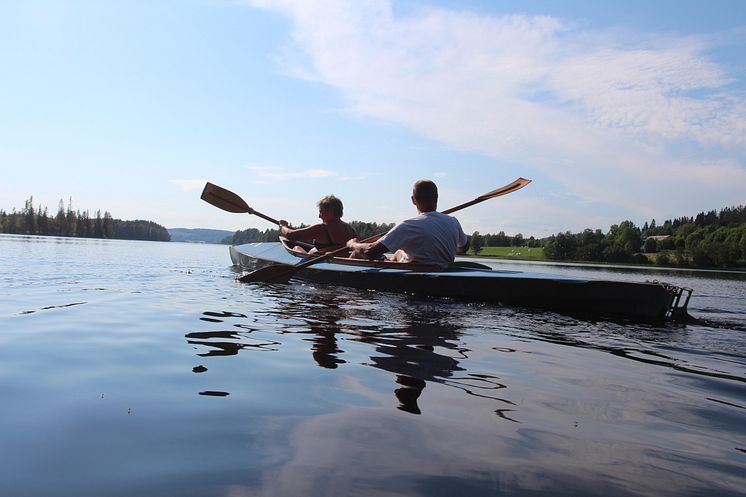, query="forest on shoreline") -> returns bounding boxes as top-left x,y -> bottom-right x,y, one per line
471,204 -> 746,269
1,197 -> 170,241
